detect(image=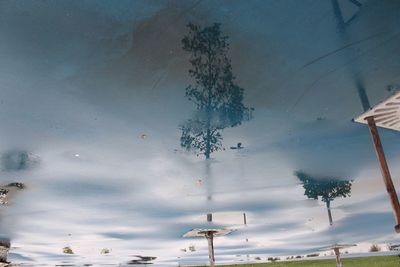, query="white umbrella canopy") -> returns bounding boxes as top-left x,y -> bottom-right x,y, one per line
319,243 -> 357,251
183,228 -> 235,238
183,228 -> 235,267
354,91 -> 400,131
353,90 -> 400,233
